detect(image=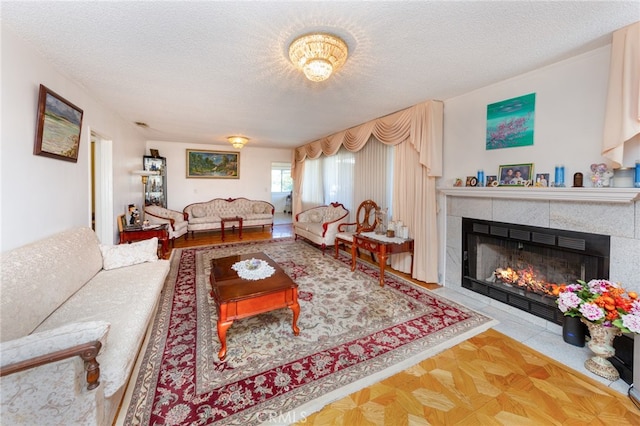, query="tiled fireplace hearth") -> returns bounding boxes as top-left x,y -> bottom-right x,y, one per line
437,187 -> 640,392
440,187 -> 640,329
